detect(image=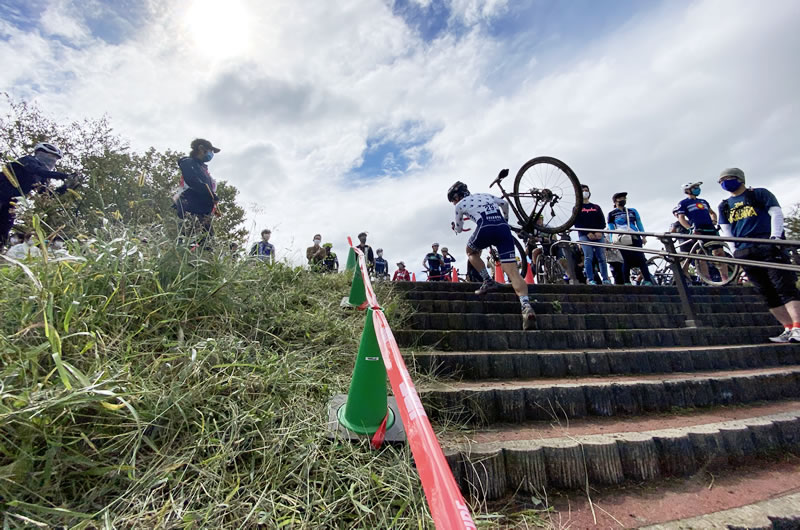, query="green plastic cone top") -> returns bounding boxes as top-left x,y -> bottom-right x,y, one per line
348,265 -> 367,307
338,307 -> 394,434
344,247 -> 357,272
